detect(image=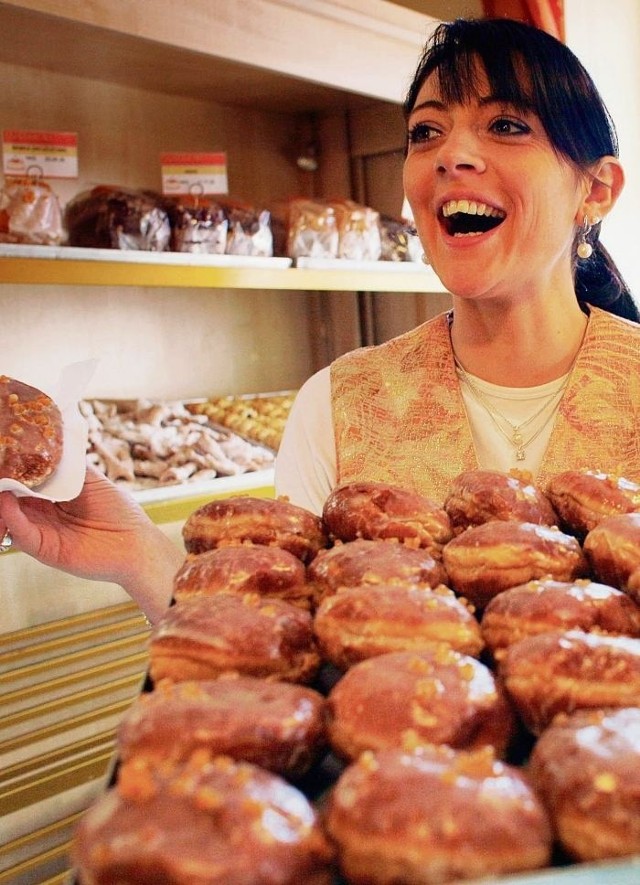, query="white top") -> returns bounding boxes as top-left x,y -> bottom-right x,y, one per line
275,364 -> 567,515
